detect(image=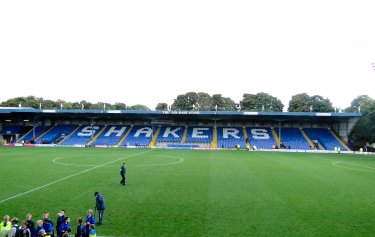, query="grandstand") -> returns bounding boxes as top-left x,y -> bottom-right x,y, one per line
0,108 -> 362,151
20,126 -> 49,143
304,128 -> 349,151
156,126 -> 184,147
247,127 -> 277,149
61,125 -> 104,146
185,126 -> 213,148
121,125 -> 155,147
91,125 -> 129,146
275,128 -> 311,150
217,127 -> 246,149
35,124 -> 77,144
